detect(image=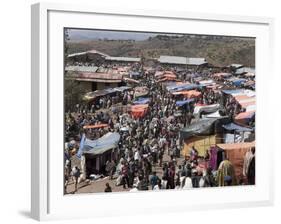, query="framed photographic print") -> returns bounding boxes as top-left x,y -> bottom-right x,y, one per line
31,2 -> 274,221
